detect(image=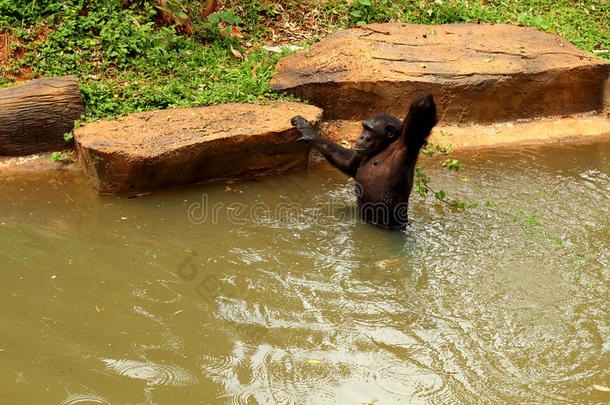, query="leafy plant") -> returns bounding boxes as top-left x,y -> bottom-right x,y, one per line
155,0 -> 190,20
1,0 -> 607,121
232,0 -> 273,39
50,151 -> 69,162
416,142 -> 472,207
348,0 -> 399,25
416,142 -> 588,278
202,9 -> 243,39
0,0 -> 62,26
